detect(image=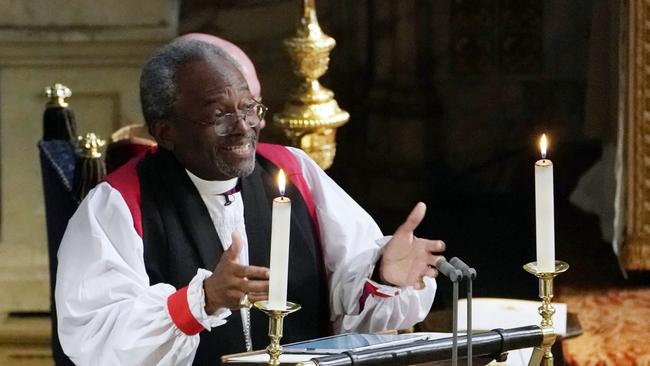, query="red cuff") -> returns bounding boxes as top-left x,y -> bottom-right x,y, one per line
167,286 -> 205,336
359,281 -> 400,312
